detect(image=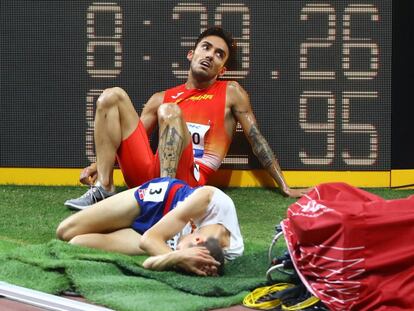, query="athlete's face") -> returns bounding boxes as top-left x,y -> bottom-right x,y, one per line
187,35 -> 229,80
